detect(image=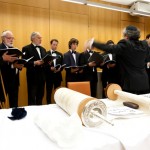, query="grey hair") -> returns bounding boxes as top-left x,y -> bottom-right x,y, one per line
1,30 -> 13,37
30,32 -> 40,41
123,27 -> 140,40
